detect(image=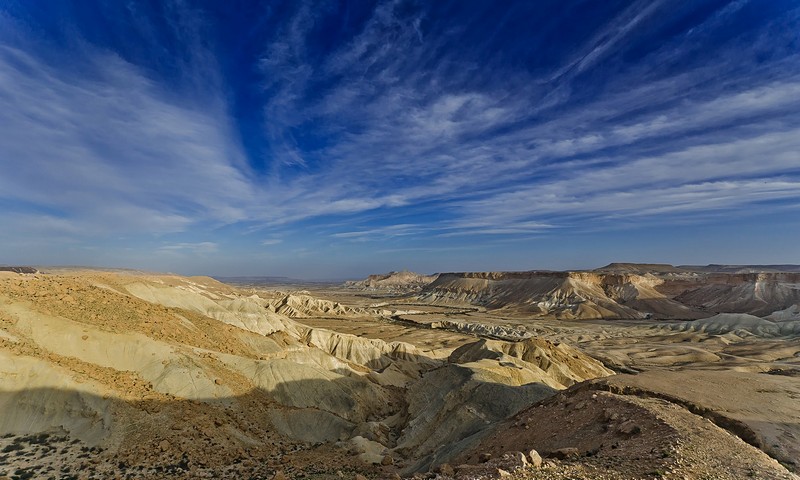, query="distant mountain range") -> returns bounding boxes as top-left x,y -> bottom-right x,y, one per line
592,262 -> 800,273
343,270 -> 439,294
596,263 -> 800,273
676,264 -> 800,273
214,276 -> 342,287
412,264 -> 800,321
0,266 -> 37,274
